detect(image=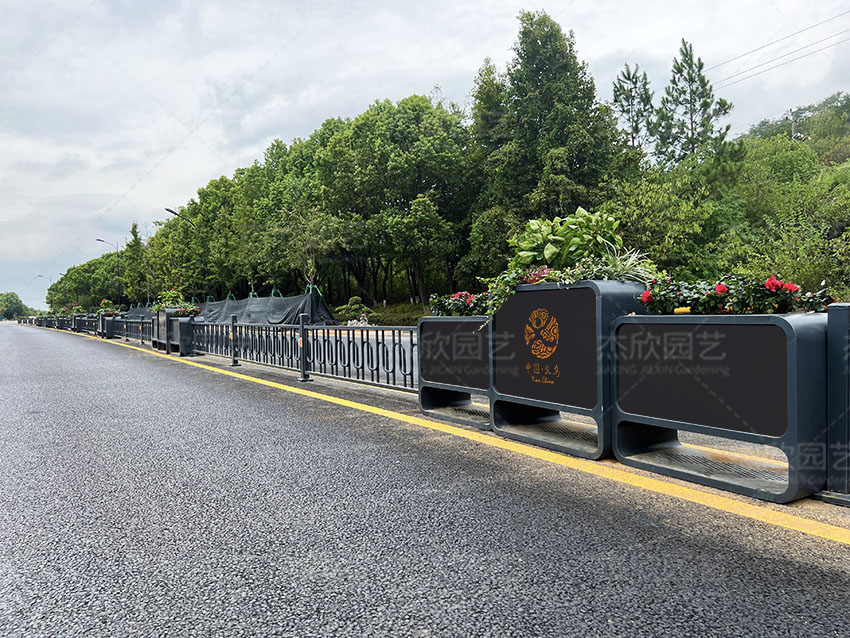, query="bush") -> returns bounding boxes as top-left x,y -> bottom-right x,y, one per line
429,291 -> 489,316
99,298 -> 119,317
371,303 -> 426,326
334,296 -> 377,323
